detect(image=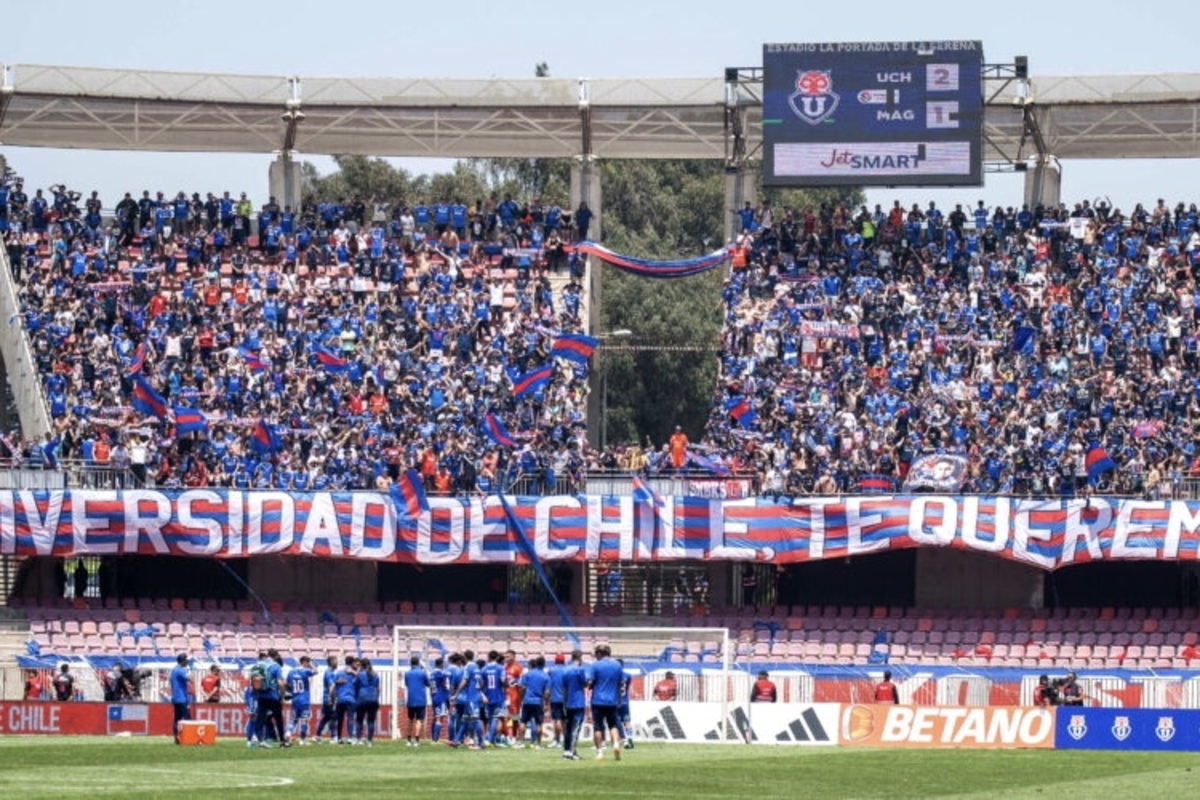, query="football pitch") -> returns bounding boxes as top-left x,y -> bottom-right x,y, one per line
0,738 -> 1195,799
